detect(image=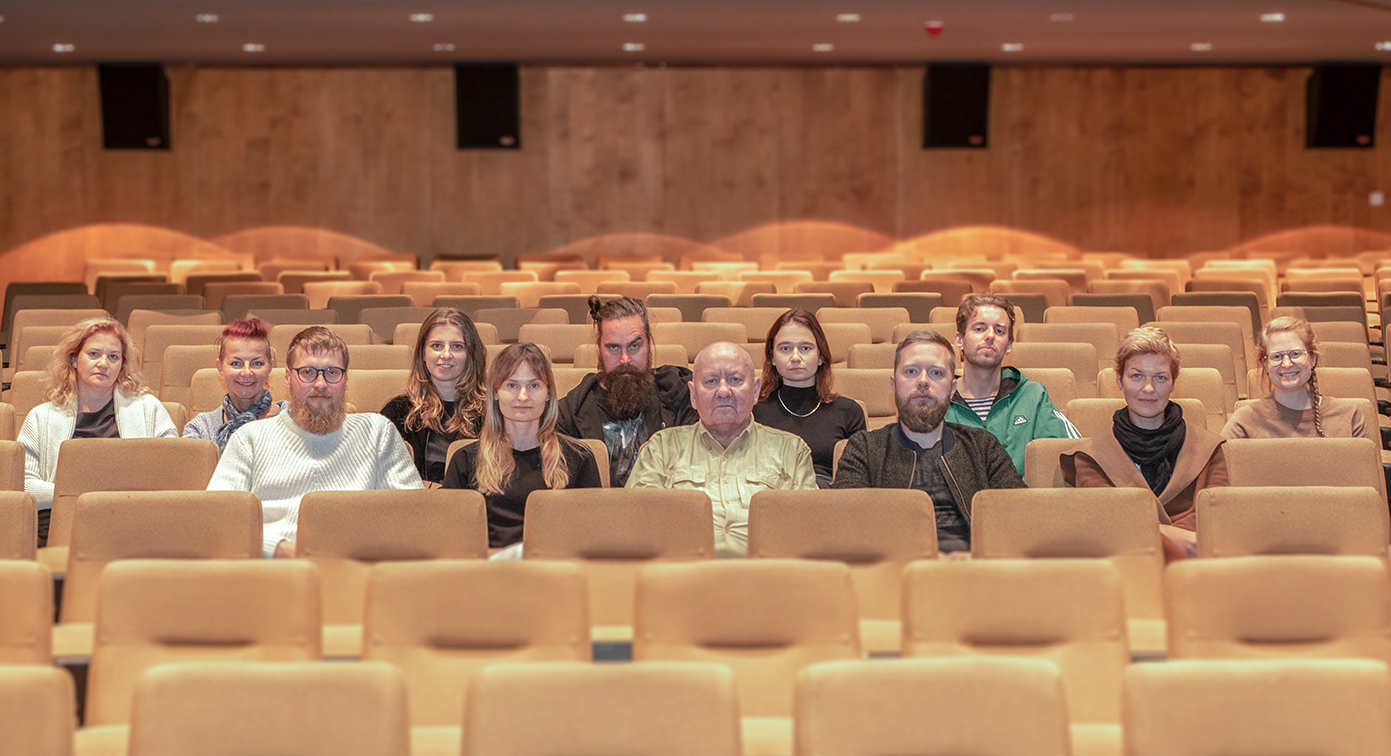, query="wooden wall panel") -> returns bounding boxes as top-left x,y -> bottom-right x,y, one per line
1,63 -> 1389,288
